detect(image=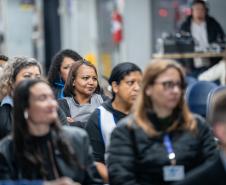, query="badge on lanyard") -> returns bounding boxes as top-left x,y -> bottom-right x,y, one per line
163,165 -> 185,181
162,134 -> 185,181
